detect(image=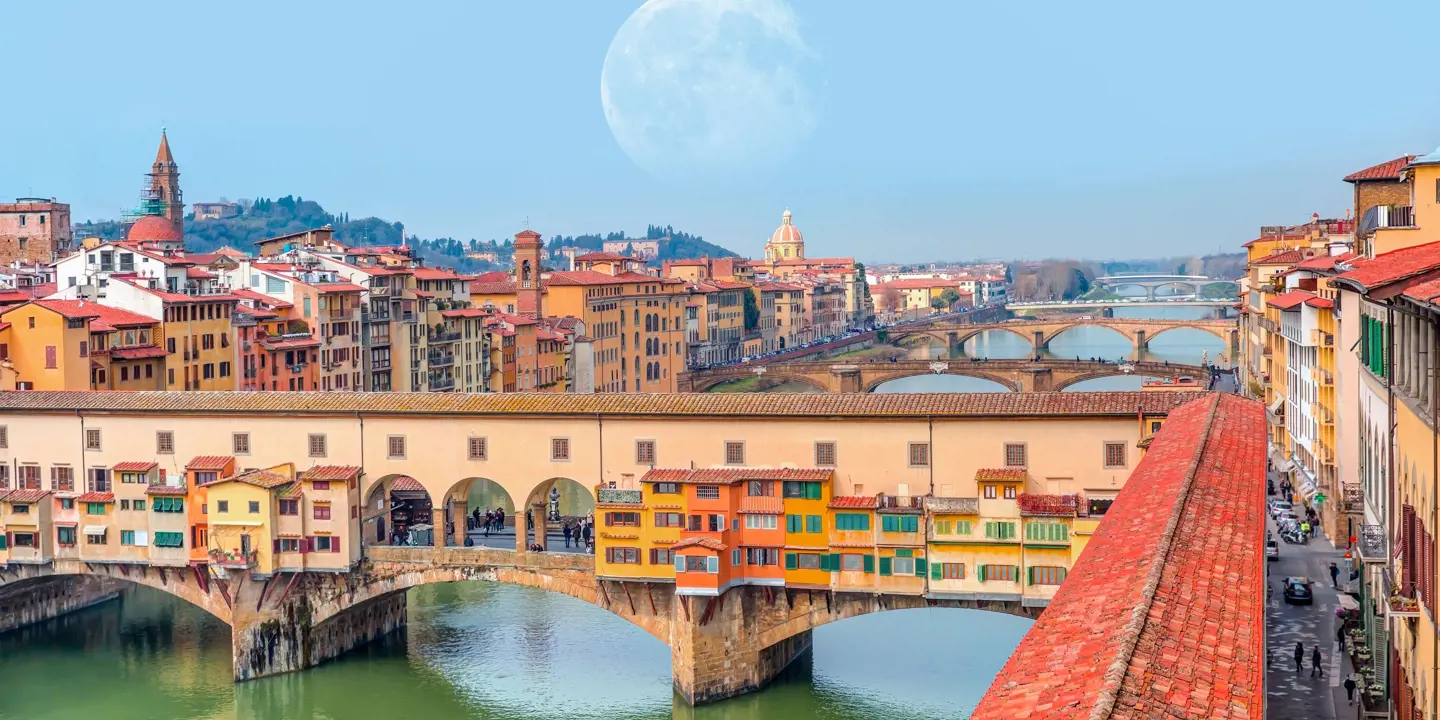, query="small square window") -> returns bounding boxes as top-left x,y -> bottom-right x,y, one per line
233,432 -> 251,455
814,441 -> 837,467
724,441 -> 745,466
1103,442 -> 1127,469
387,435 -> 406,460
217,500 -> 229,513
308,434 -> 327,458
0,425 -> 7,449
467,436 -> 487,461
249,501 -> 260,514
1004,443 -> 1027,468
551,437 -> 570,462
908,442 -> 930,468
635,439 -> 656,465
85,428 -> 101,451
156,431 -> 174,454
